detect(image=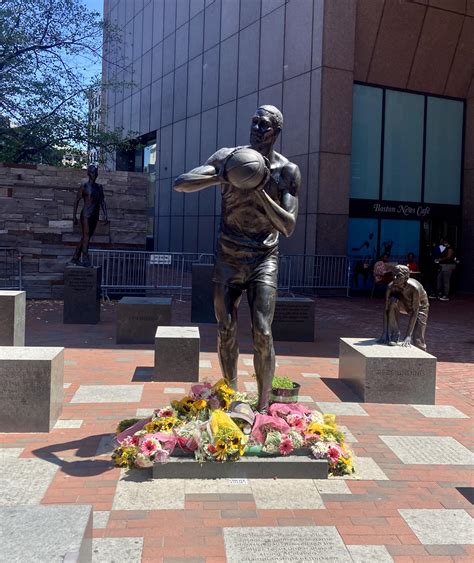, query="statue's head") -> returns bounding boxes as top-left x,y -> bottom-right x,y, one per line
250,105 -> 283,152
392,265 -> 410,287
87,164 -> 98,181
